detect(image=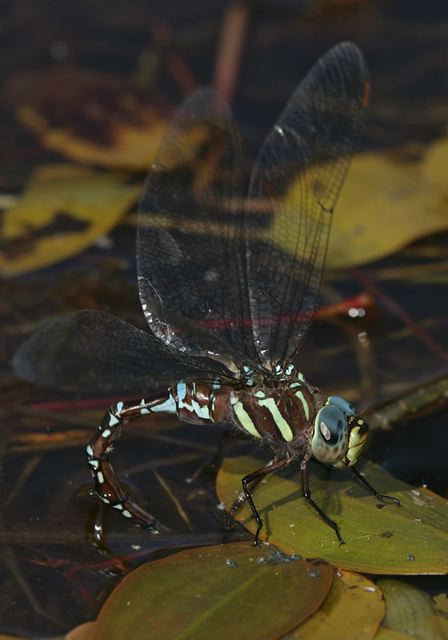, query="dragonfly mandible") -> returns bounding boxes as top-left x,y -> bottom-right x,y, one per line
14,41 -> 399,545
